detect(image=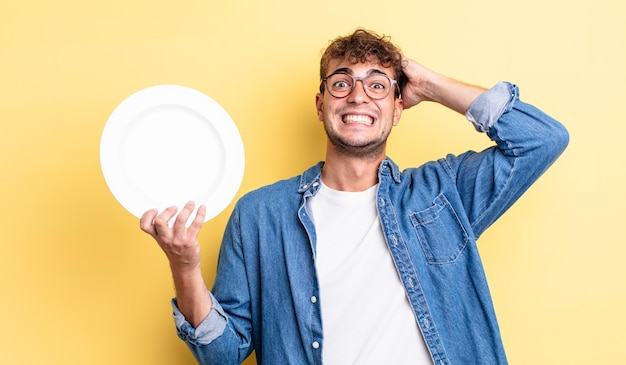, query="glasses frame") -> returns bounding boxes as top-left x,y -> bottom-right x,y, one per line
320,71 -> 401,100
